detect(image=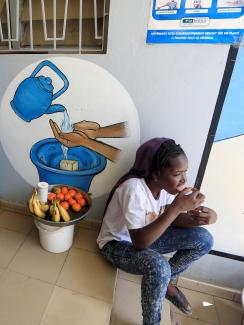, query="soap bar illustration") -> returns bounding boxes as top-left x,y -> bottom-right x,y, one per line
60,160 -> 79,171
